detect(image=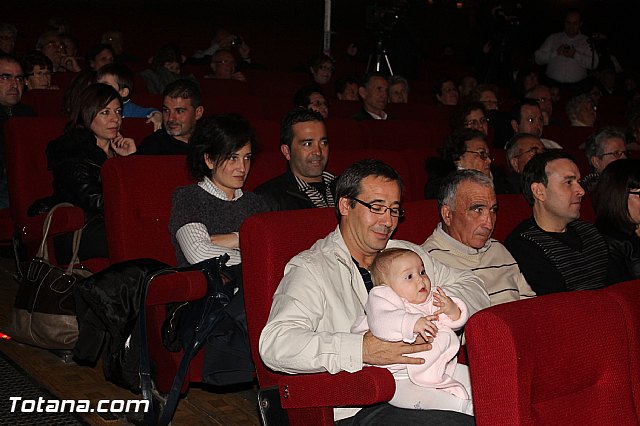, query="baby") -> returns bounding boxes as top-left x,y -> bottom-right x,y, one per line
351,247 -> 473,415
